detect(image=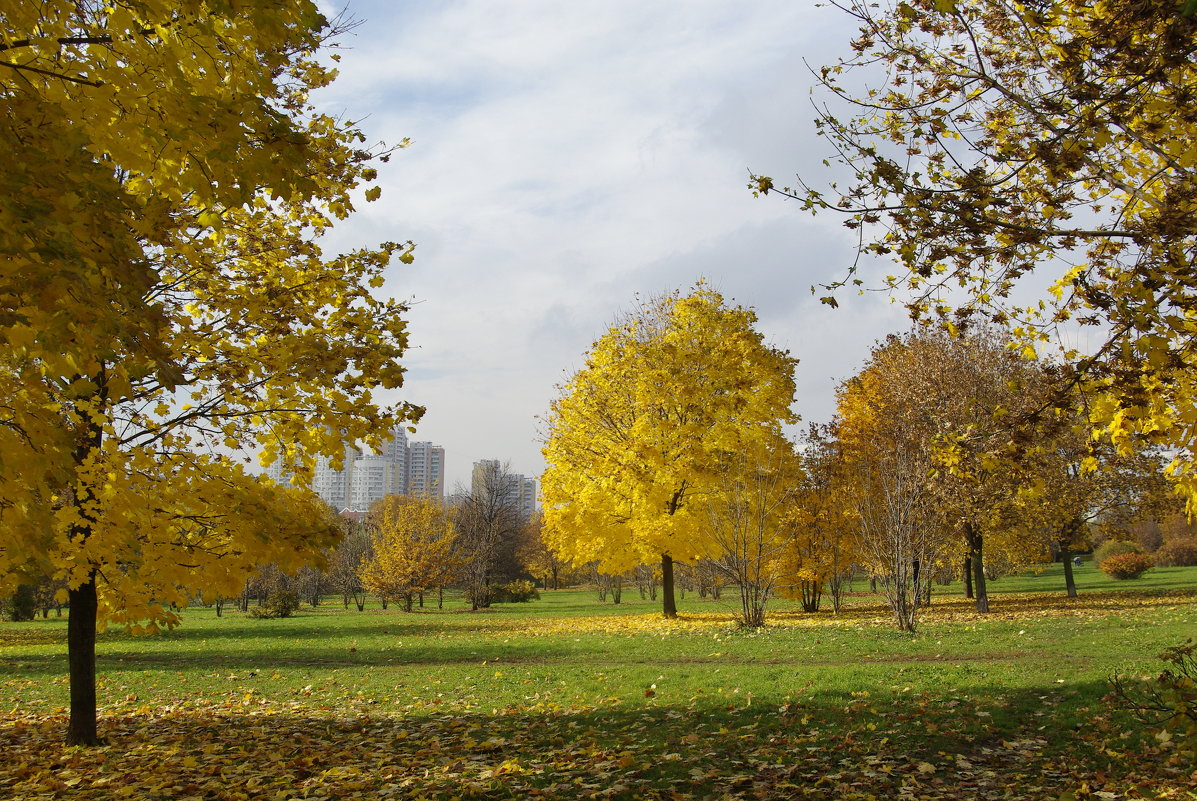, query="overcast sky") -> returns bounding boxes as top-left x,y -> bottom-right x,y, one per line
309,0 -> 912,491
